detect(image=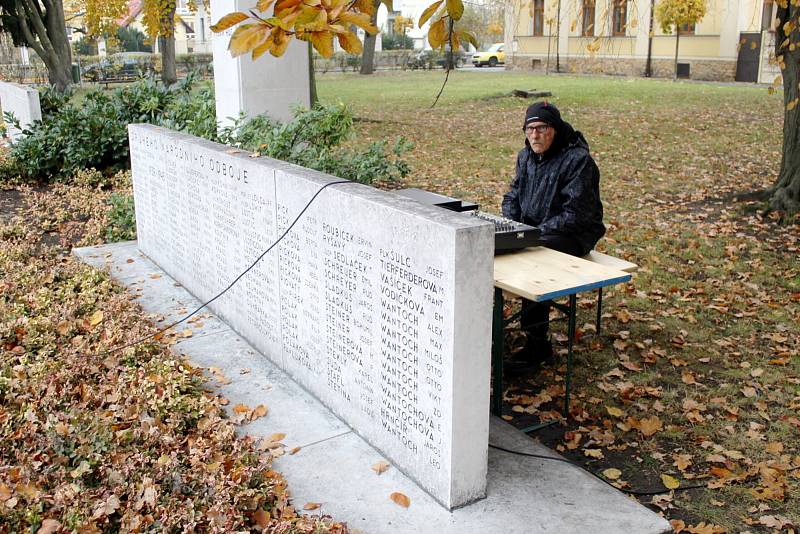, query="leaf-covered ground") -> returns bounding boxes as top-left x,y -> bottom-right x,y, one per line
318,71 -> 799,533
0,173 -> 348,532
